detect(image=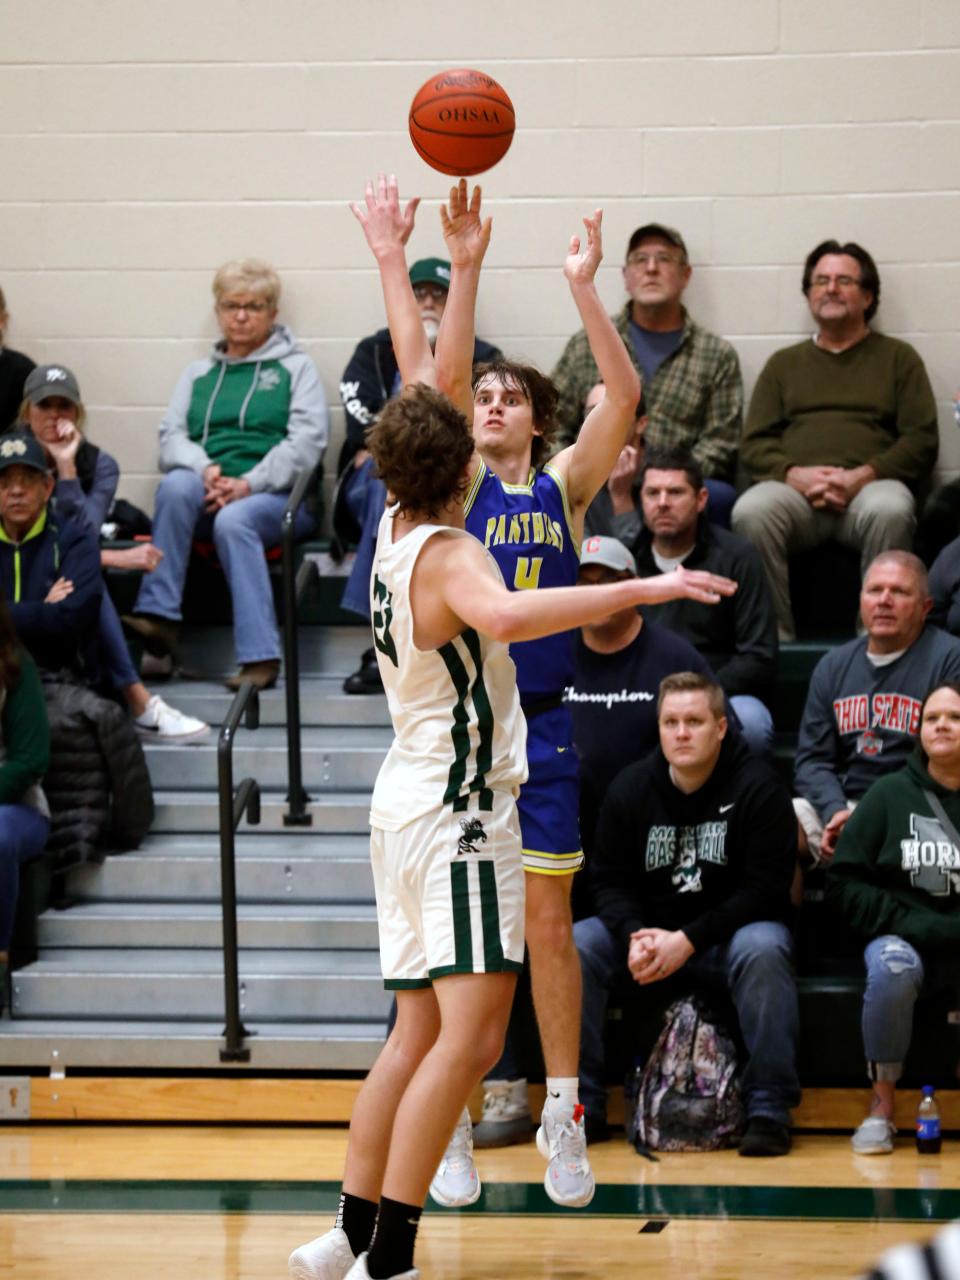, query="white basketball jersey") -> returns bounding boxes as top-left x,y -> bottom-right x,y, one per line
368,509 -> 528,832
